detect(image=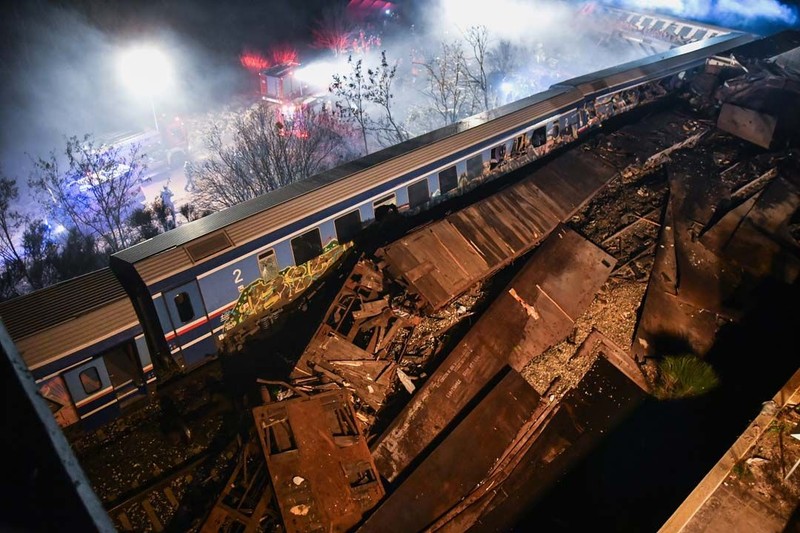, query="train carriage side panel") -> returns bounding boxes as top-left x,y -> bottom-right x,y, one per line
113,87 -> 581,289
161,280 -> 215,369
135,333 -> 156,387
112,88 -> 584,365
63,358 -> 120,429
198,254 -> 262,320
